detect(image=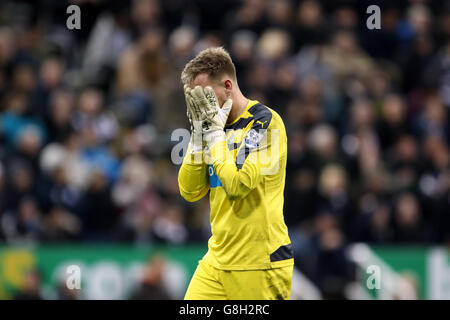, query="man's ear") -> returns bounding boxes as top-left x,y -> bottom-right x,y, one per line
224,79 -> 233,91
